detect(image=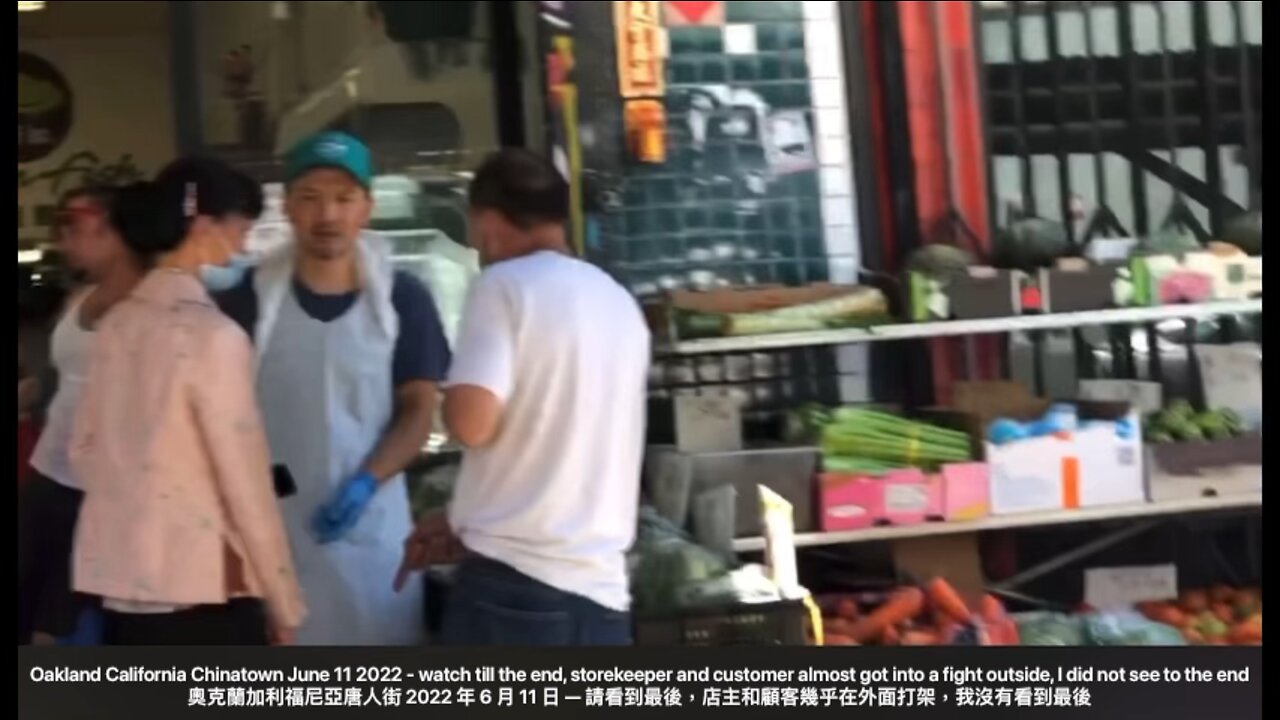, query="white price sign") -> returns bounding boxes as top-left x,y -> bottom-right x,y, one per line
1077,380 -> 1164,415
1196,344 -> 1263,430
1084,564 -> 1177,610
674,395 -> 743,453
